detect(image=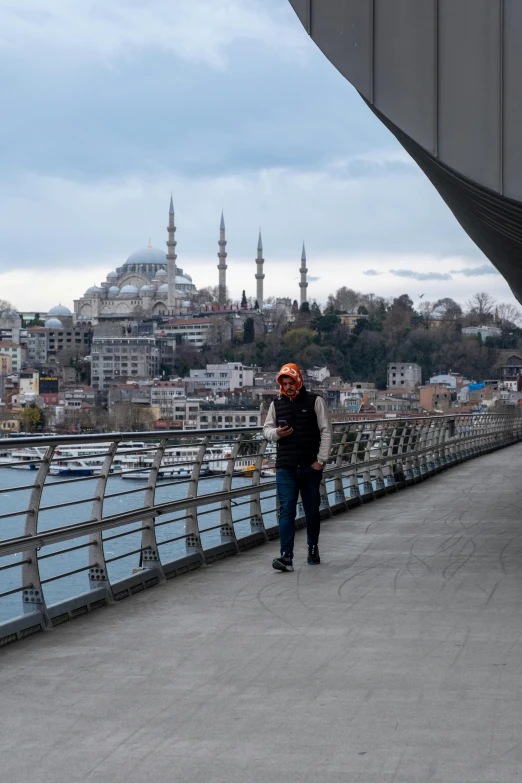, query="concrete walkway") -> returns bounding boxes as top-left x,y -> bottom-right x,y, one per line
3,445 -> 522,783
